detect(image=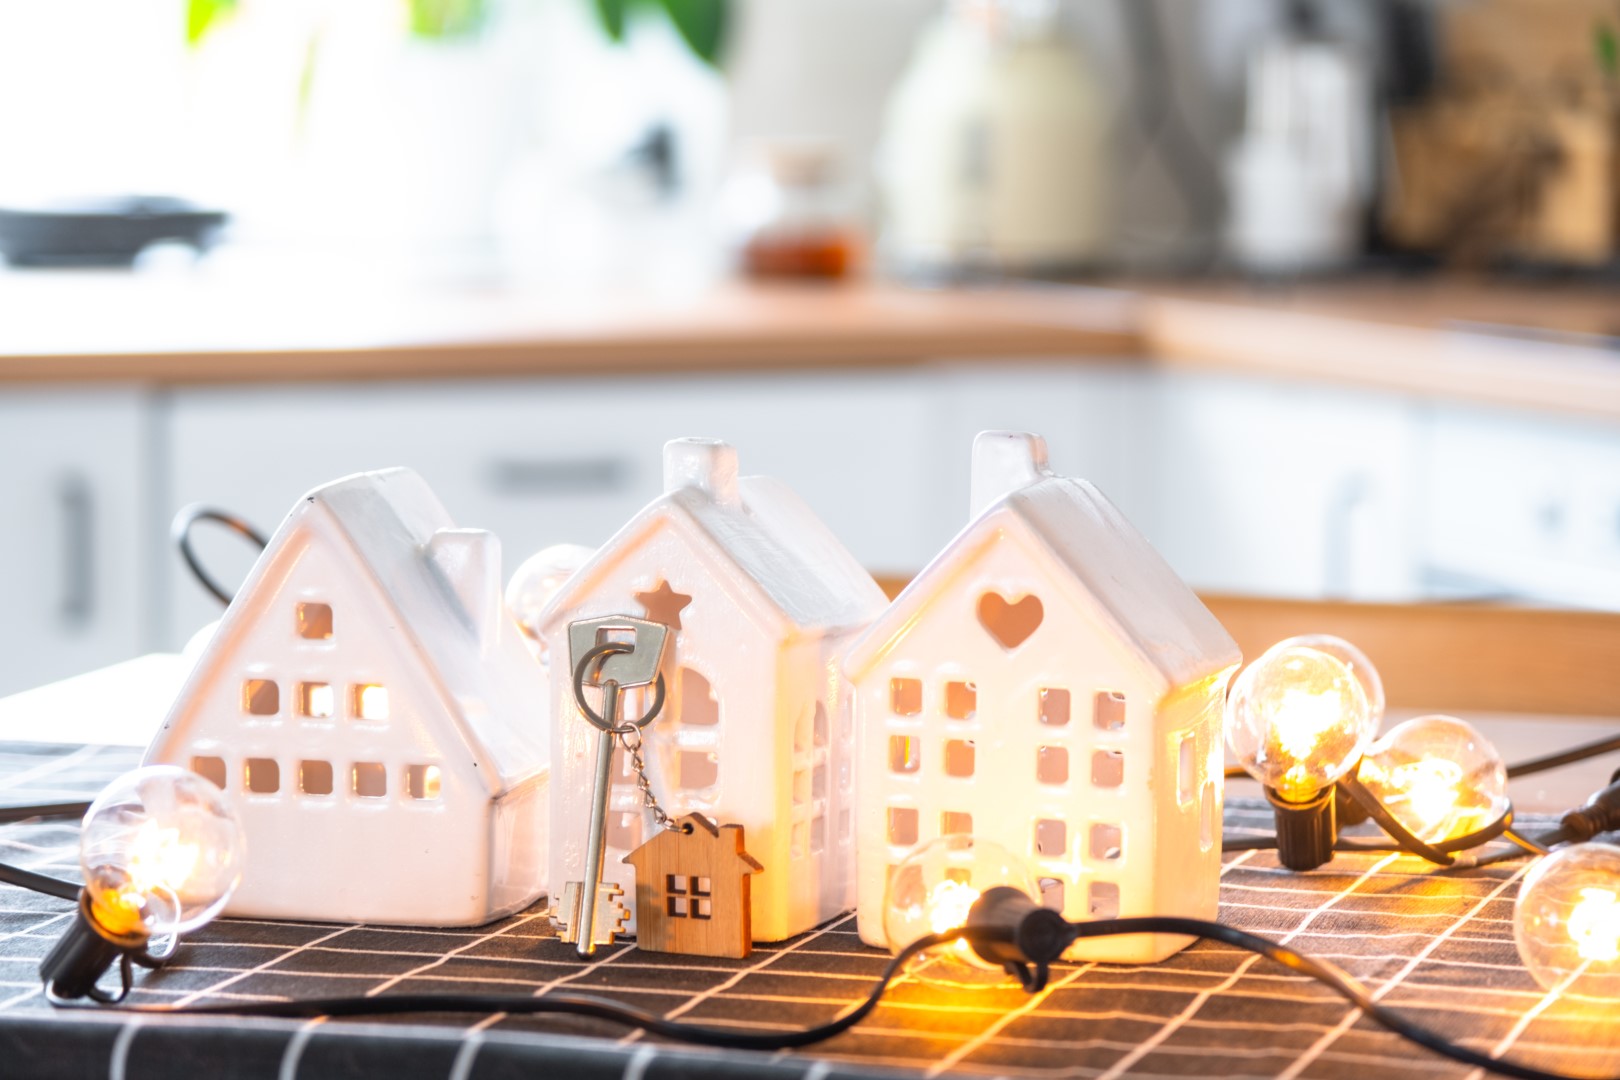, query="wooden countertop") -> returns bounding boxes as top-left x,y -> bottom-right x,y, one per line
4,267 -> 1620,421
